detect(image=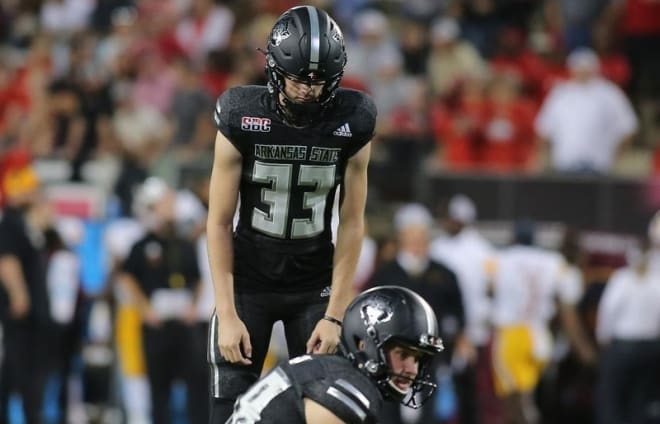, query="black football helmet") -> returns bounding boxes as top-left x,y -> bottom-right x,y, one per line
265,5 -> 347,127
340,286 -> 444,408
